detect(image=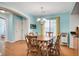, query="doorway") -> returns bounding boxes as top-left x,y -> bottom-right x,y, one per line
0,17 -> 7,41
0,17 -> 7,55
